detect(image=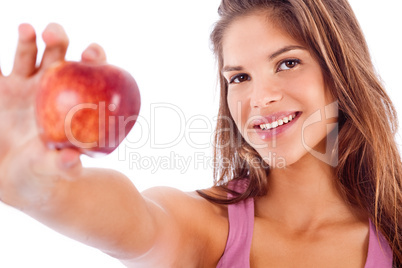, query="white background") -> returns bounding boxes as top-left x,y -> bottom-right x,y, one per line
0,1 -> 401,267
